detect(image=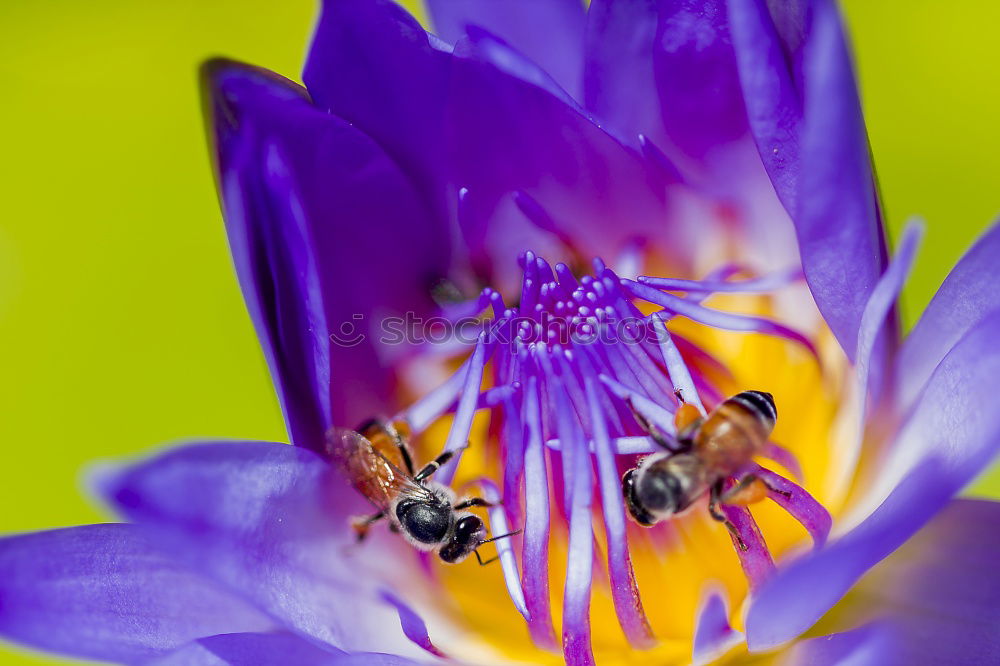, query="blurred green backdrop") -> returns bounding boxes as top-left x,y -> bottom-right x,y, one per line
1,1 -> 997,663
